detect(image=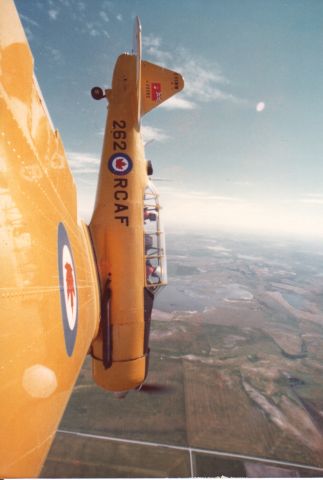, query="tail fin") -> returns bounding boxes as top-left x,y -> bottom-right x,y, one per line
140,61 -> 184,116
132,16 -> 184,118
